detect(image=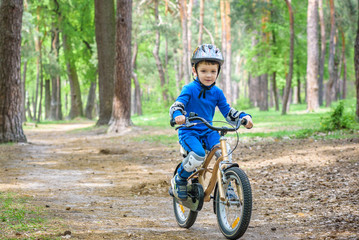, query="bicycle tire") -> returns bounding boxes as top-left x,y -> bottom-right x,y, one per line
215,167 -> 252,239
172,163 -> 198,228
